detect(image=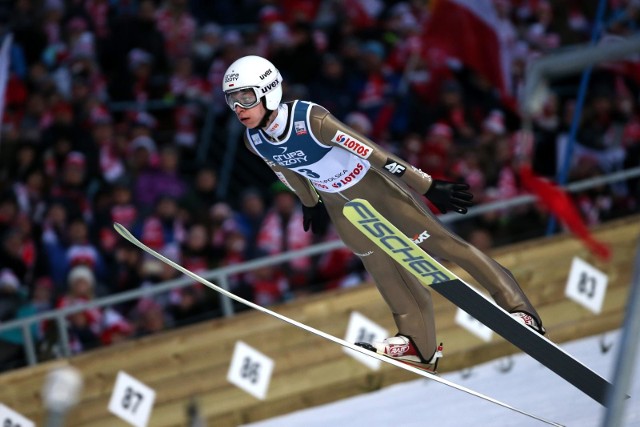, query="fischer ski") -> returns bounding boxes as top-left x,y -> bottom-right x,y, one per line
113,222 -> 563,426
342,198 -> 615,406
